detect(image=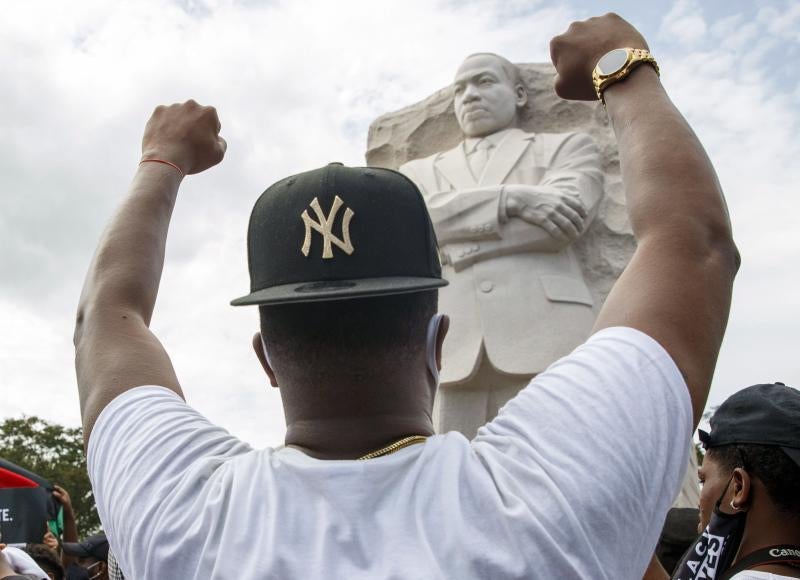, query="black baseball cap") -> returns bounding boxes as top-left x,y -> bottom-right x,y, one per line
699,382 -> 800,467
231,163 -> 447,306
62,533 -> 109,562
